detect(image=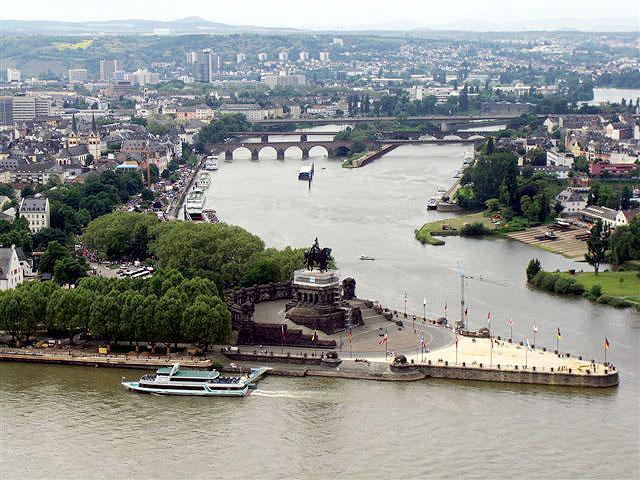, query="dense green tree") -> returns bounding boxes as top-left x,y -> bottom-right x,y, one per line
39,241 -> 69,274
609,217 -> 640,265
526,258 -> 542,282
53,255 -> 88,285
585,219 -> 610,275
